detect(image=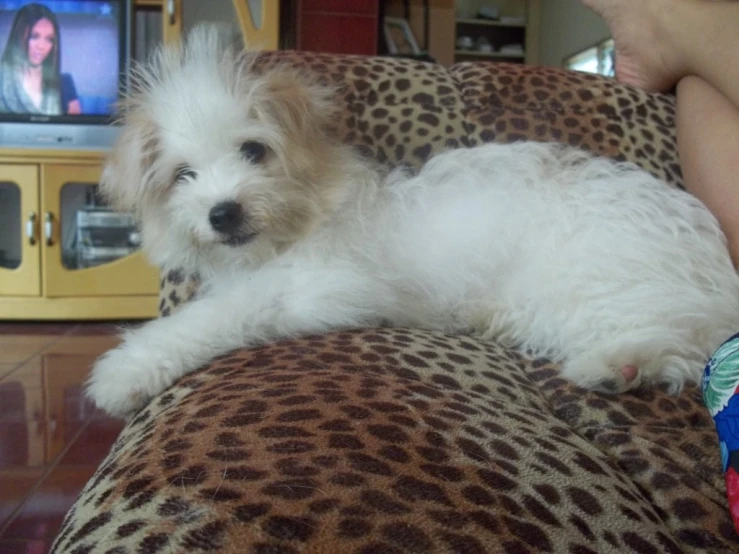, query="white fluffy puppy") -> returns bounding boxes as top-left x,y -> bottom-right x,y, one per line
88,25 -> 739,418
